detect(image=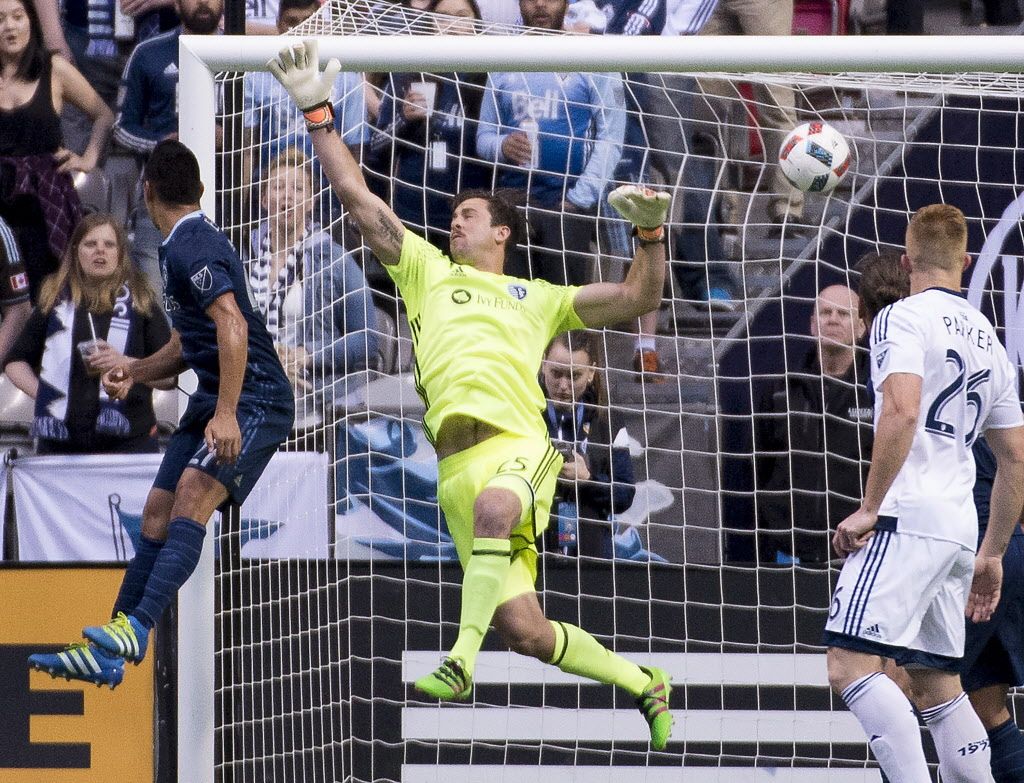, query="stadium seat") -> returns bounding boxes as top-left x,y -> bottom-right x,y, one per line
0,375 -> 33,431
73,169 -> 113,215
793,0 -> 850,35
